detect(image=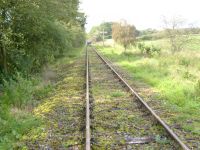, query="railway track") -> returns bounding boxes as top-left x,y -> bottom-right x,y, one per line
85,46 -> 190,150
